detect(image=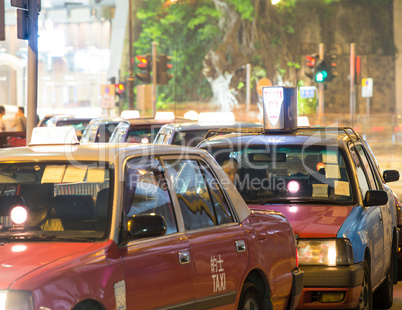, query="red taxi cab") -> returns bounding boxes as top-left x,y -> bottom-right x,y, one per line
0,127 -> 302,310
